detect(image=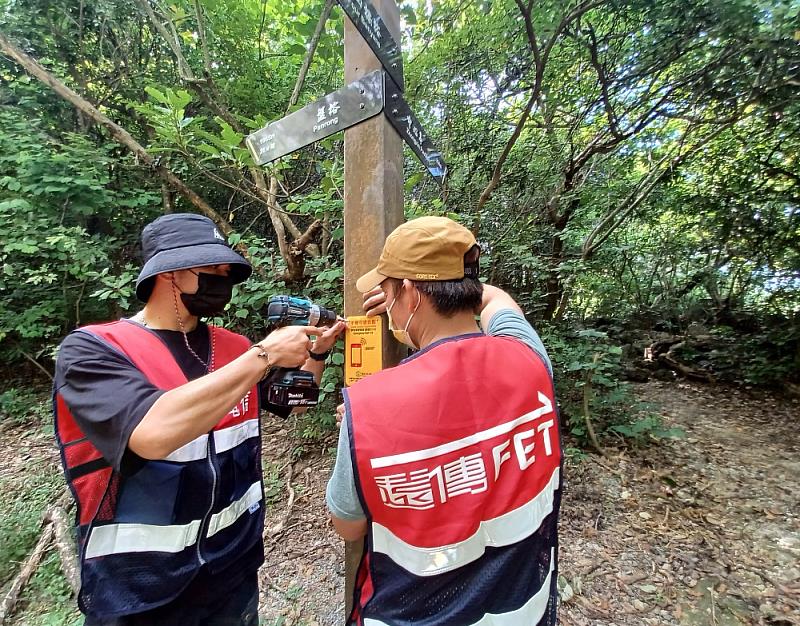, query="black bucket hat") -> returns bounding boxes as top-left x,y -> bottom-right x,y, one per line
135,213 -> 252,302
